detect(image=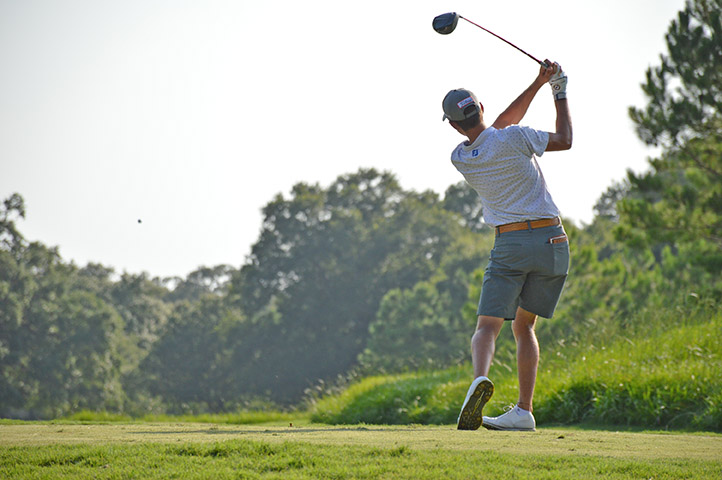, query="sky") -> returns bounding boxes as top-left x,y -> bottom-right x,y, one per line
0,0 -> 687,279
